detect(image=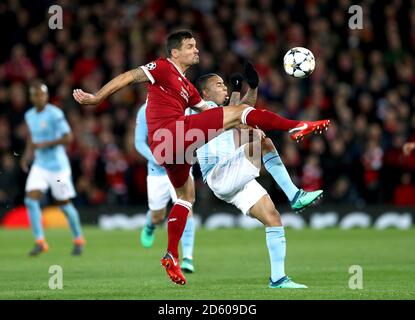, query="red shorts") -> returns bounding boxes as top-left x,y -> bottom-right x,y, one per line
149,107 -> 224,188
